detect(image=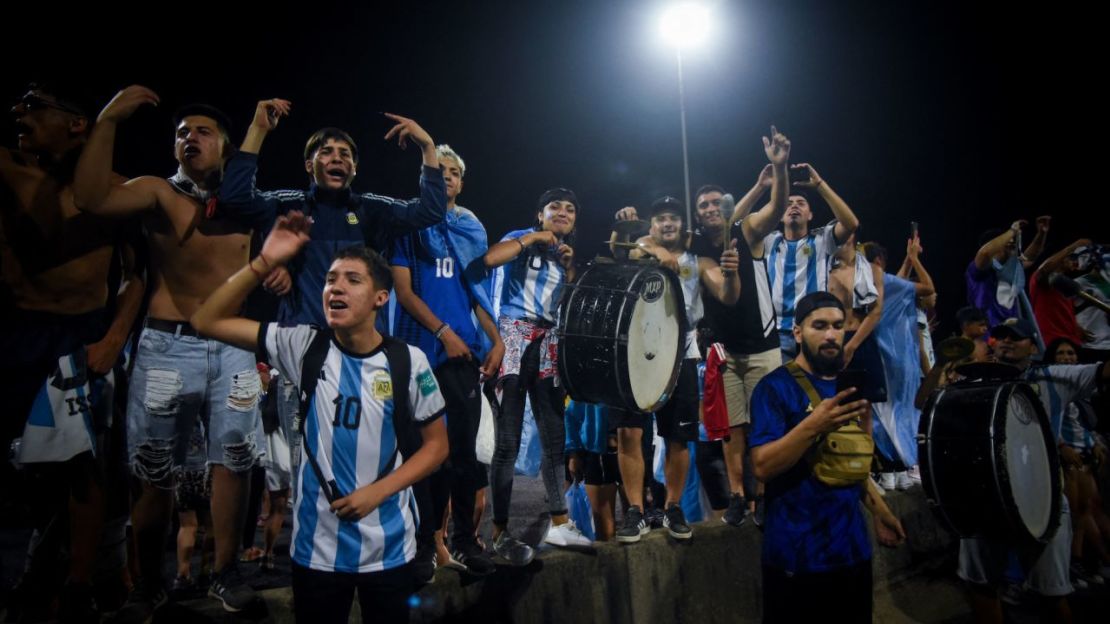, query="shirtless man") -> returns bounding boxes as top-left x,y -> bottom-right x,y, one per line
74,85 -> 272,617
2,83 -> 144,622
